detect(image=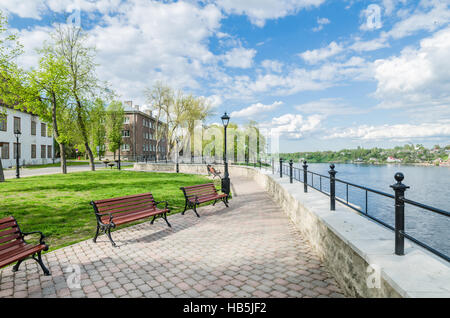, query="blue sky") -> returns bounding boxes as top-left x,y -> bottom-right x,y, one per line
1,0 -> 450,152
